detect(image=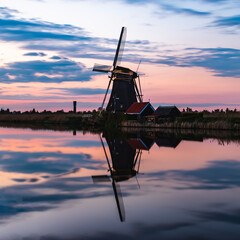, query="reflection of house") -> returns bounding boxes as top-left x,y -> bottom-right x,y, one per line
127,137 -> 154,151
126,102 -> 155,117
155,137 -> 181,148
